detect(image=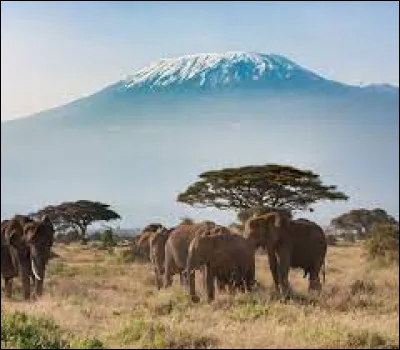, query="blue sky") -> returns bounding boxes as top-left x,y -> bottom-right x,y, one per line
1,1 -> 399,120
